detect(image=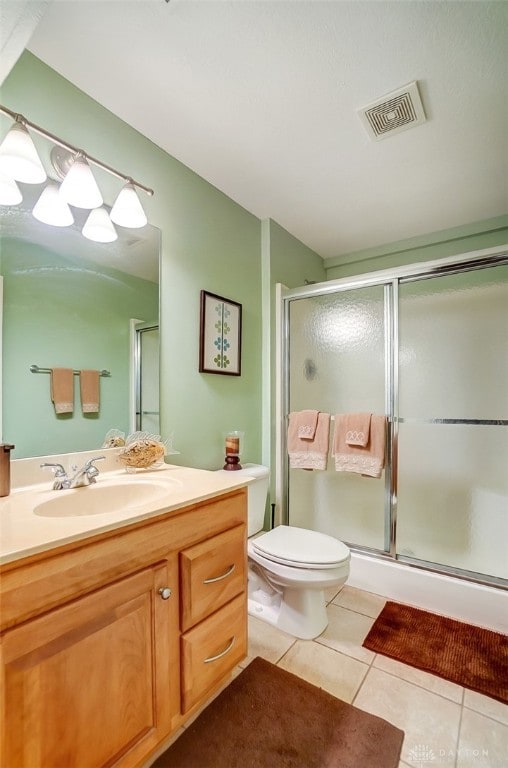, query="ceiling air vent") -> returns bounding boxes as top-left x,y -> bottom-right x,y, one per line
358,81 -> 426,141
